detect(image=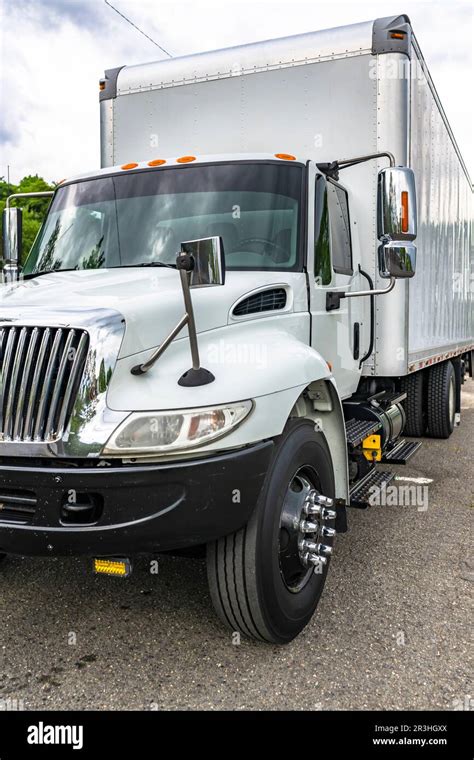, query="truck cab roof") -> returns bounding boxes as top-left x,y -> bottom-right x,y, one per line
61,153 -> 306,187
